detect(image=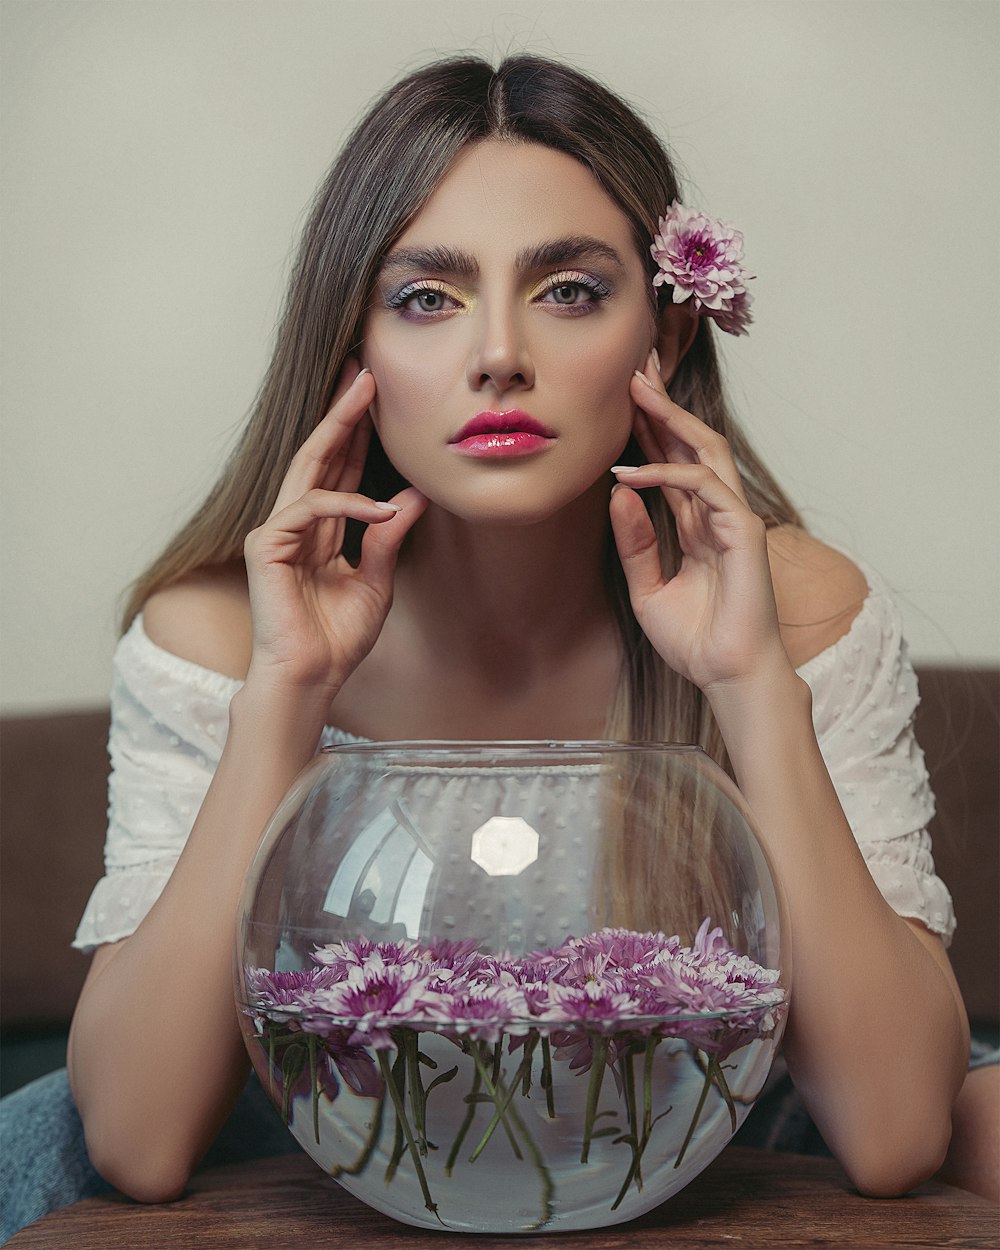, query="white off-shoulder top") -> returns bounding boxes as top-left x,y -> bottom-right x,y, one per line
73,561 -> 956,952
